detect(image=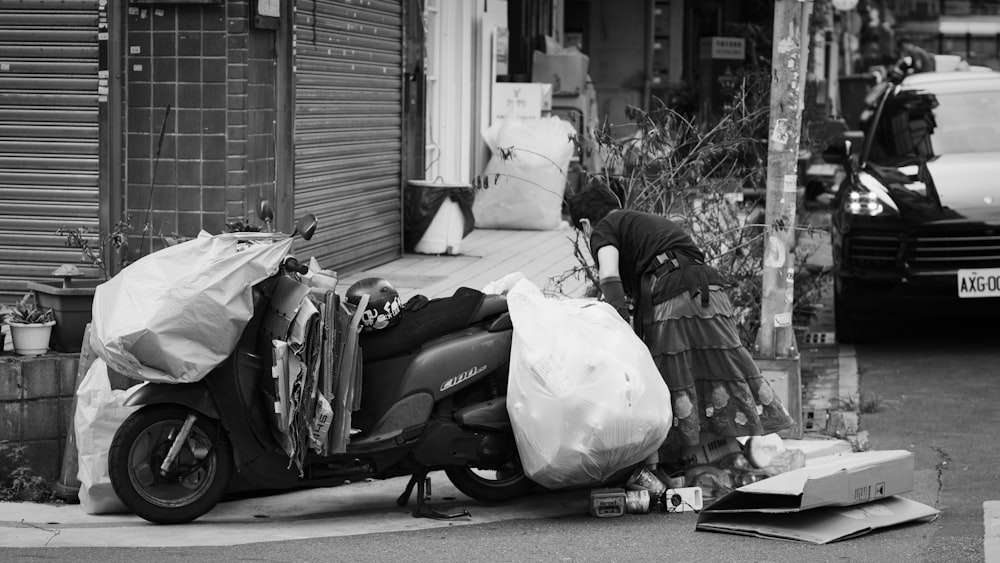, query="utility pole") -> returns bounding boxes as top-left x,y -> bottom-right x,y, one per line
757,0 -> 814,359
